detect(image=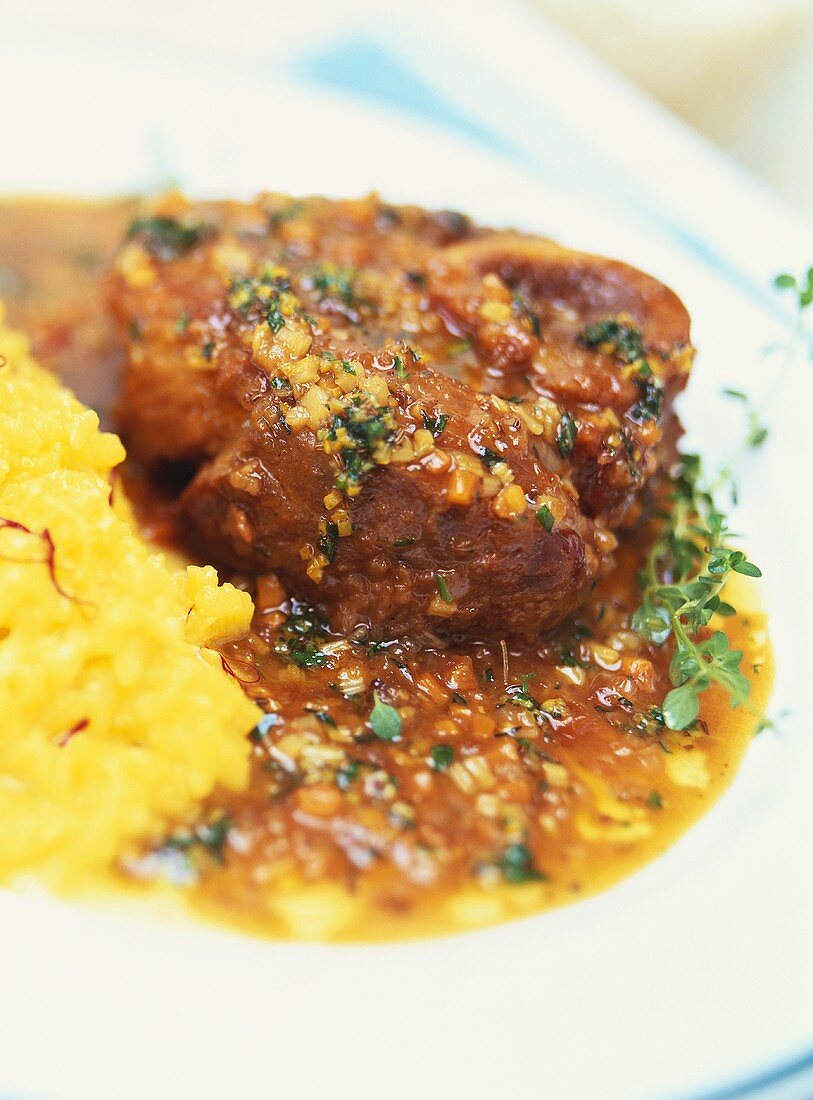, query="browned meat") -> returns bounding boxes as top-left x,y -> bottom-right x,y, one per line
108,192 -> 692,642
